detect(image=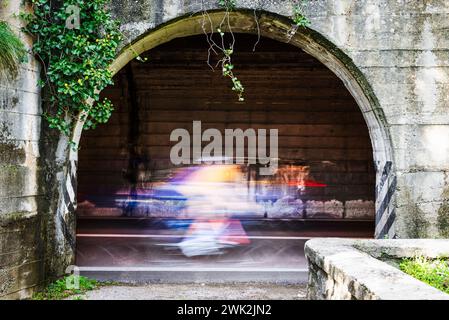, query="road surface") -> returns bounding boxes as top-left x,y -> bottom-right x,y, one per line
76,218 -> 373,283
